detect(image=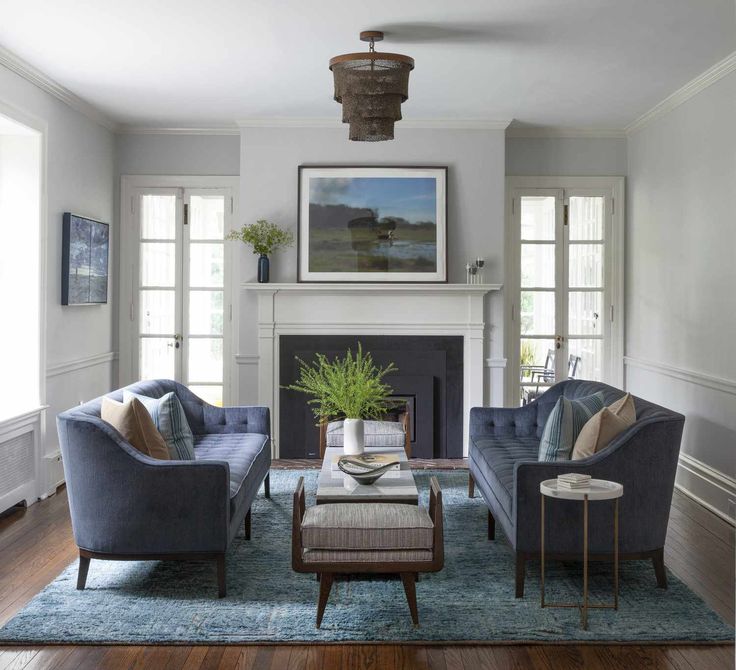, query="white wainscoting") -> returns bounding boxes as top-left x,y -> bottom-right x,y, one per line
624,355 -> 736,525
43,351 -> 117,496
